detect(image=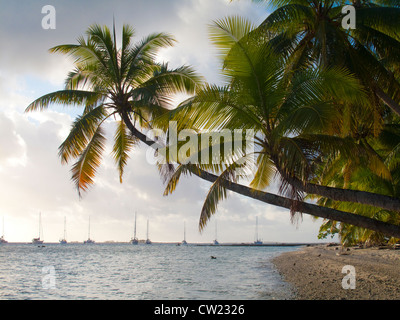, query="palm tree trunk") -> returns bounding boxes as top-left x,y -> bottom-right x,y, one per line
375,87 -> 400,117
277,170 -> 400,212
121,110 -> 400,238
191,169 -> 400,238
